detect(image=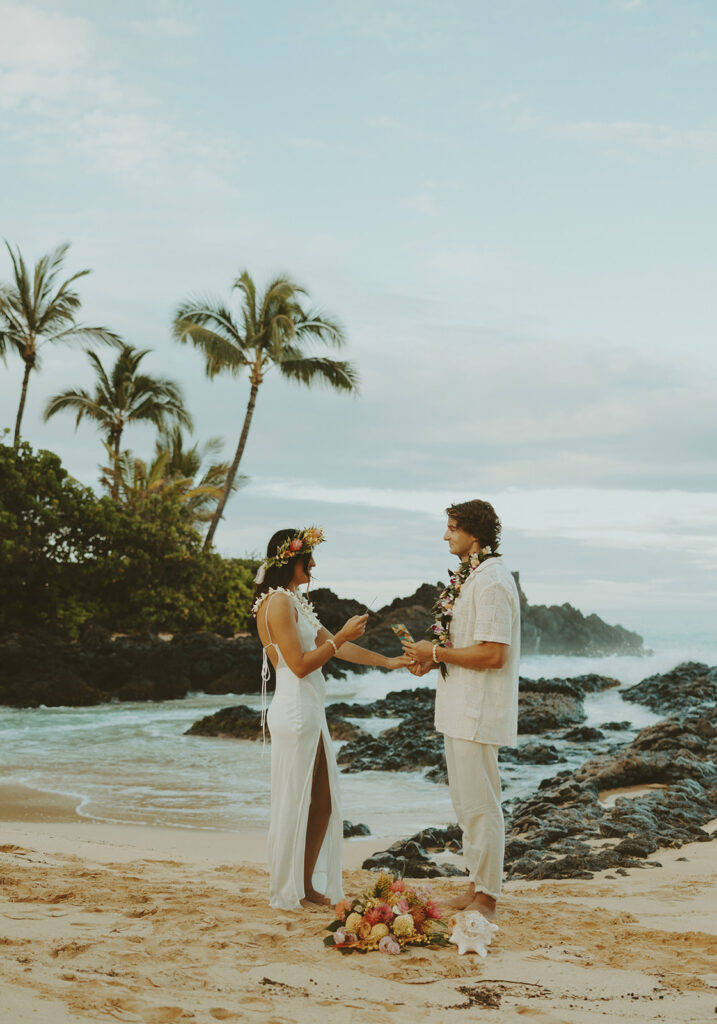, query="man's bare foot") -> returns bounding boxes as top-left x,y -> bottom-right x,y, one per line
300,889 -> 331,908
448,884 -> 476,910
463,893 -> 497,920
